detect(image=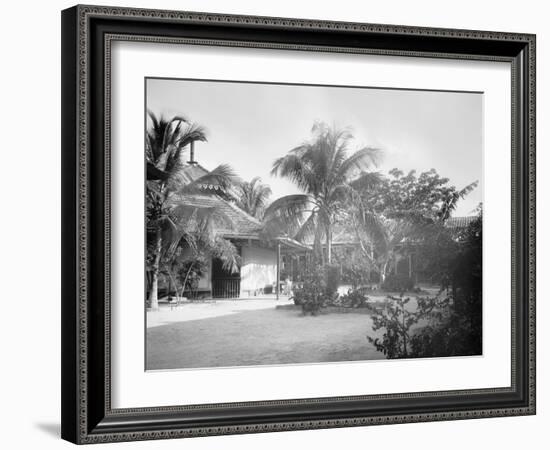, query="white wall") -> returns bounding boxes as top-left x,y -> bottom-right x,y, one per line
0,1 -> 546,449
240,246 -> 277,294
